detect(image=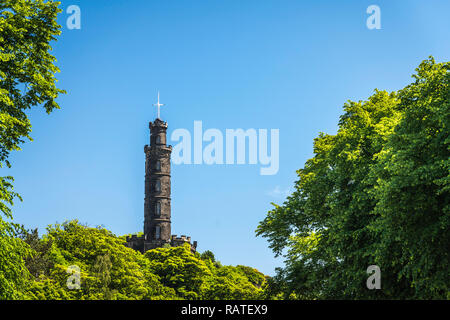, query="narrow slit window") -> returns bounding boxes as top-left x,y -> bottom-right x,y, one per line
155,202 -> 161,216
155,226 -> 161,240
155,180 -> 161,192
